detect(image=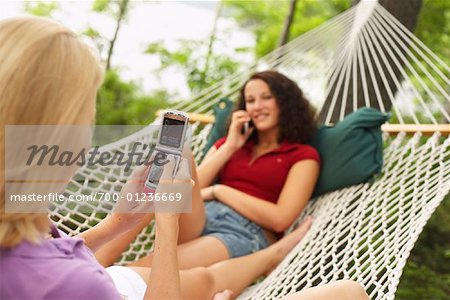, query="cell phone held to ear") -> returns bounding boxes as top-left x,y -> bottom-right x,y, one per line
241,120 -> 254,135
144,110 -> 189,191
